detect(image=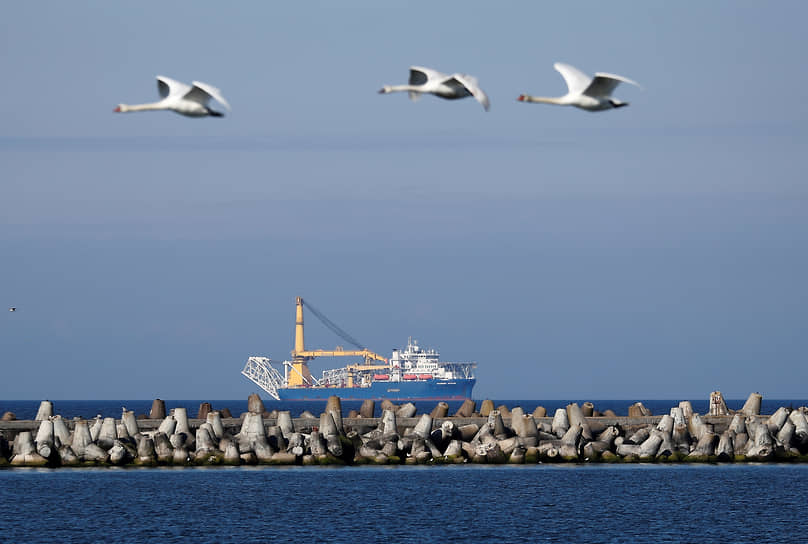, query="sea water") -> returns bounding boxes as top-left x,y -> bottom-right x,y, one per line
1,464 -> 806,543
